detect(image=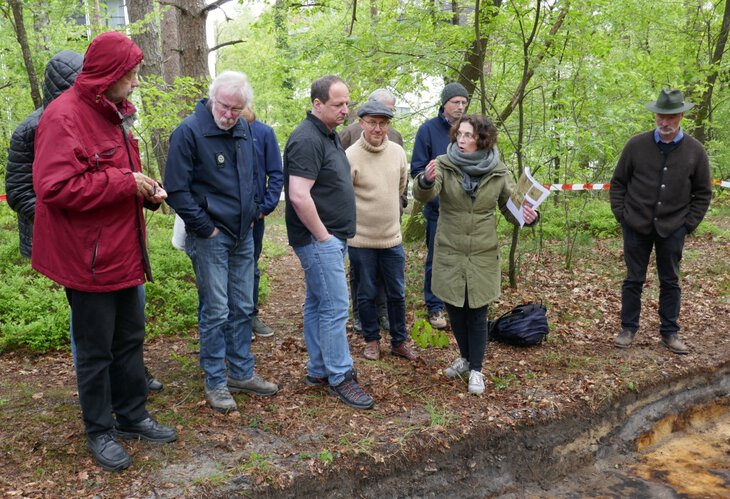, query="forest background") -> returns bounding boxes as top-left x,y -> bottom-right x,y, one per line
1,0 -> 729,352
